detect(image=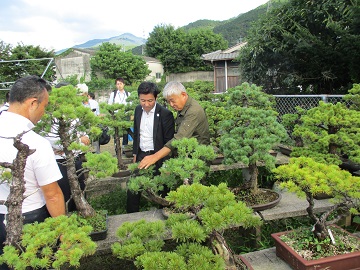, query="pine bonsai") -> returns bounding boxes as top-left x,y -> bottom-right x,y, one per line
0,132 -> 35,247
272,157 -> 360,240
219,83 -> 288,194
127,137 -> 216,207
0,134 -> 96,270
99,92 -> 137,170
36,85 -> 118,217
291,101 -> 360,165
0,214 -> 96,270
112,182 -> 262,270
